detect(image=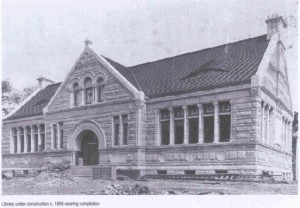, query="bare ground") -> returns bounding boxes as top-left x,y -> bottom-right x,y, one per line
2,175 -> 298,195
